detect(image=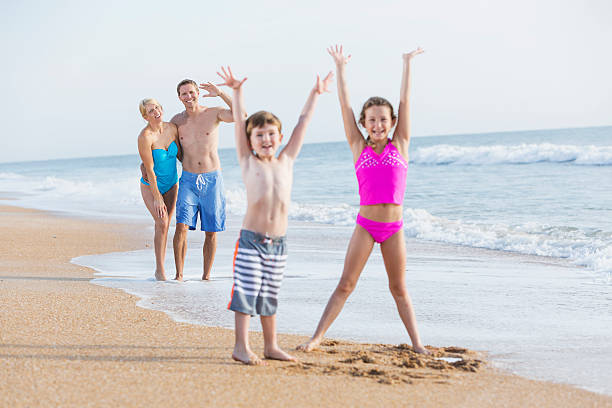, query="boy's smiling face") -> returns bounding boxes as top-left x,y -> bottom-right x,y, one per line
249,123 -> 283,159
